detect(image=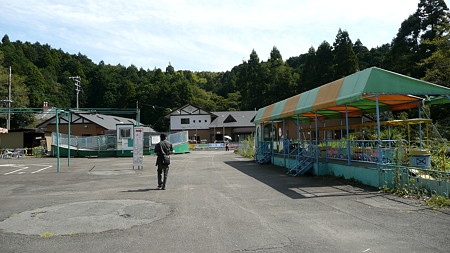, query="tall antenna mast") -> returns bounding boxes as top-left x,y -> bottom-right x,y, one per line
69,76 -> 81,109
